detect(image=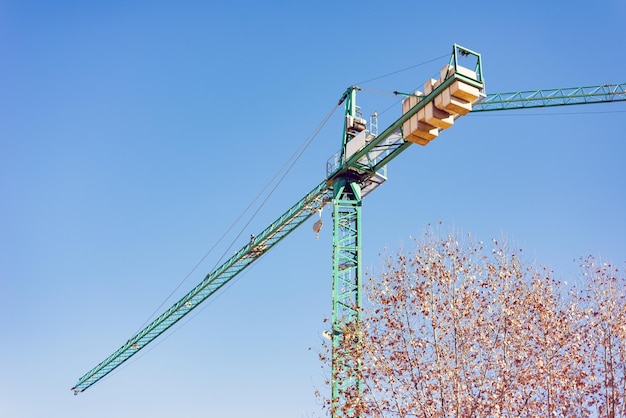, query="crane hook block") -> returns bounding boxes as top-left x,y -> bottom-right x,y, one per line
313,219 -> 323,239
